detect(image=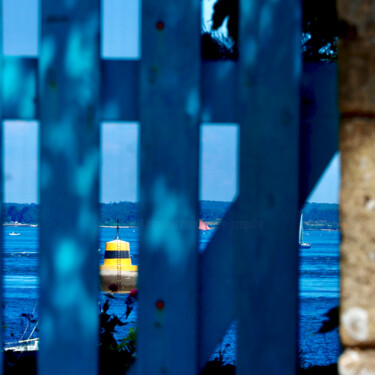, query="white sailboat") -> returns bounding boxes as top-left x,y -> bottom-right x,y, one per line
4,321 -> 39,352
4,338 -> 39,352
299,213 -> 311,249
